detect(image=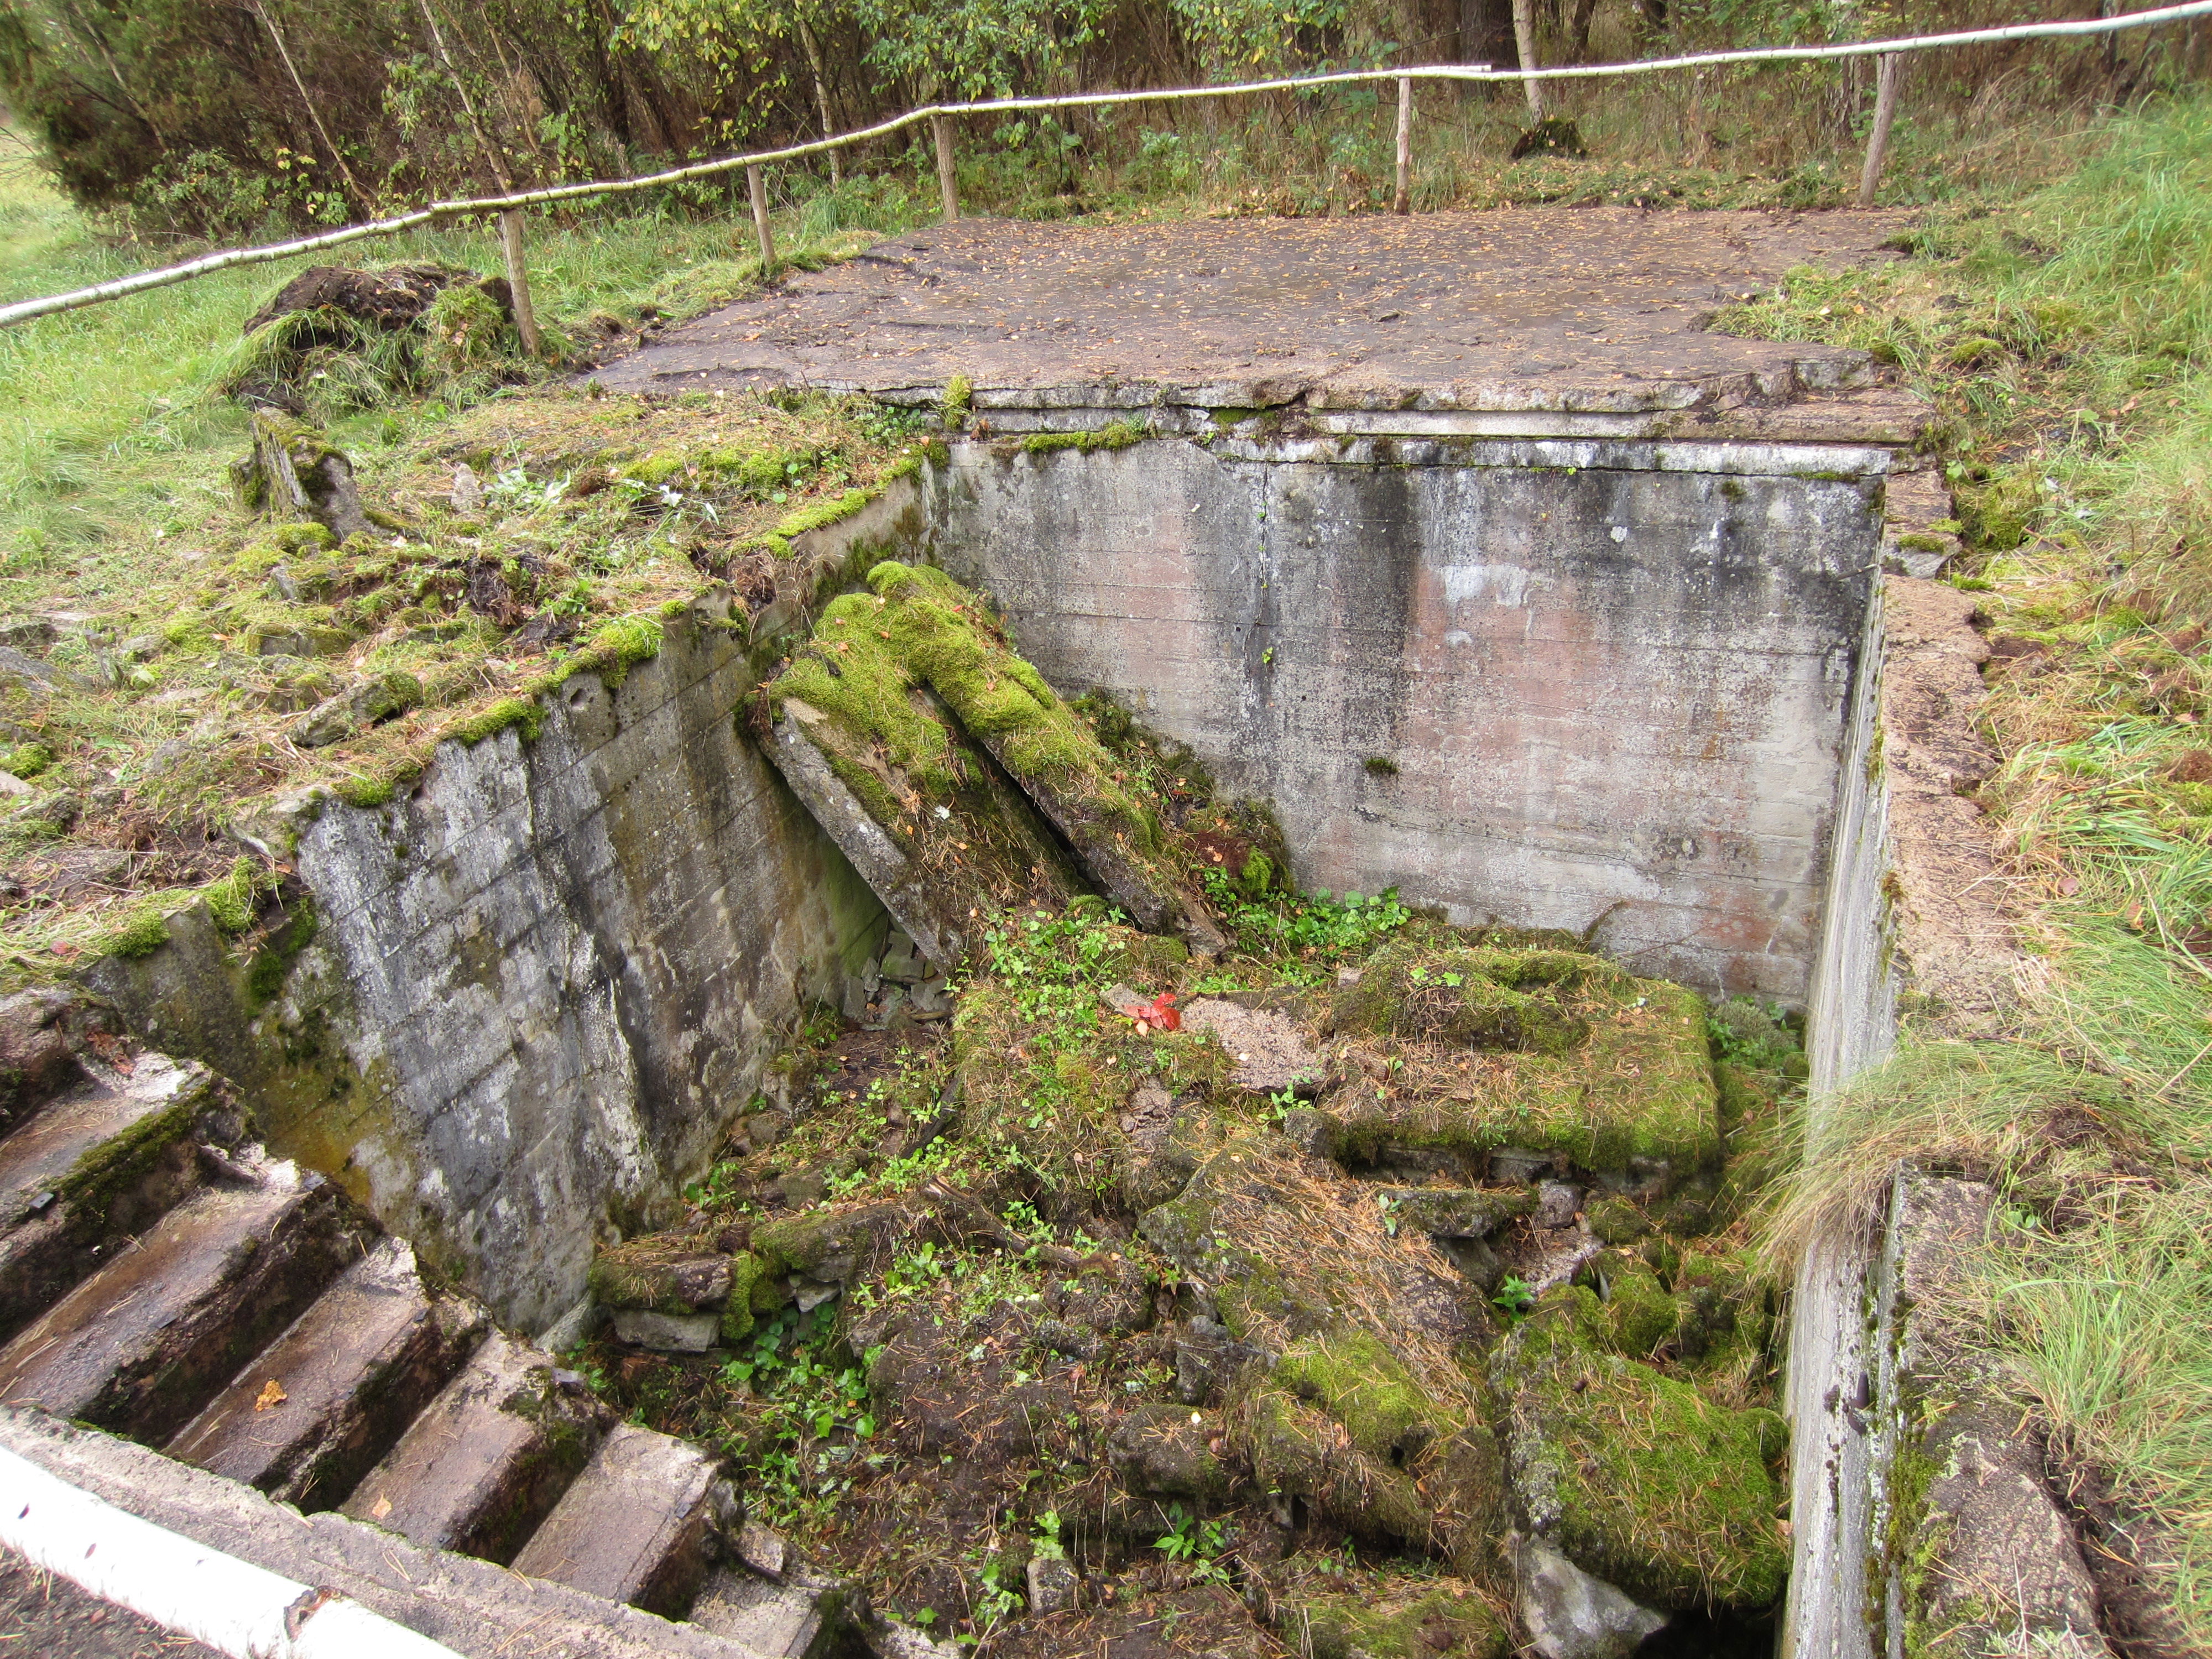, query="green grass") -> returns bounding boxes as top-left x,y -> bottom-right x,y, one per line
1739,90 -> 2212,1644
0,132 -> 912,566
